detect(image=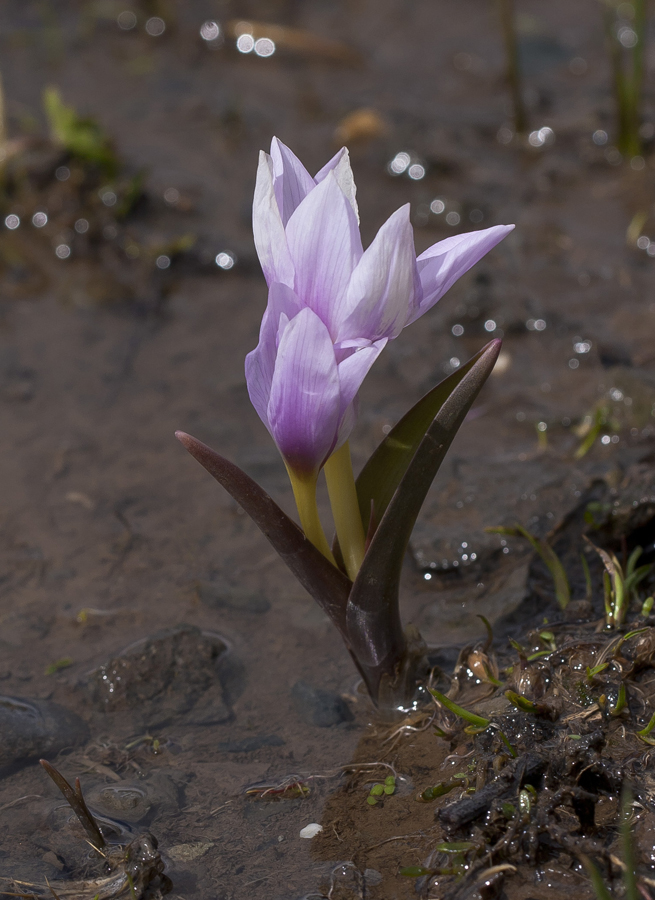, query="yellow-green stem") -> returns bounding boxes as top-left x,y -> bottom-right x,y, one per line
286,466 -> 336,565
324,441 -> 366,581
